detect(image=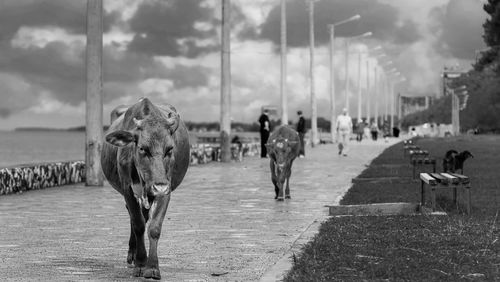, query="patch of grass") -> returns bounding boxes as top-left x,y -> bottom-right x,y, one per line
284,135 -> 500,281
